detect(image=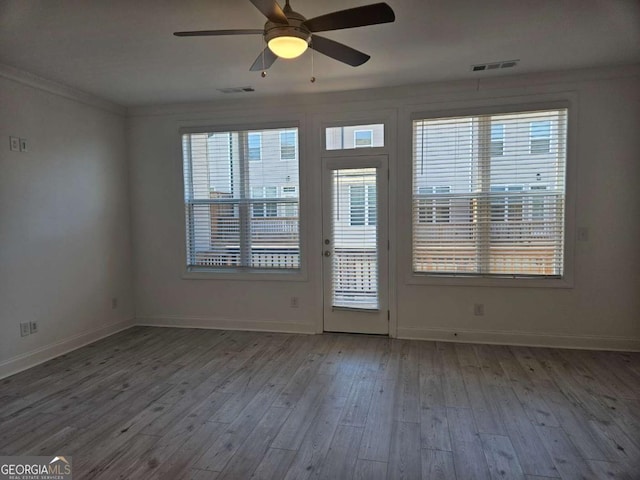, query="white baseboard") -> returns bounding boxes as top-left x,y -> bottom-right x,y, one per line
396,326 -> 640,351
135,315 -> 317,335
0,318 -> 135,380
